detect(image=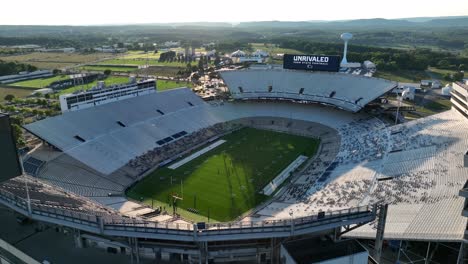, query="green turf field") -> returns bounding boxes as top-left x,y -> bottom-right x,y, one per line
157,80 -> 192,91
58,76 -> 132,95
127,127 -> 320,222
10,75 -> 69,88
